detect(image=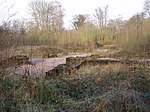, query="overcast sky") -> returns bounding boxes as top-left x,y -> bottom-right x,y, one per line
1,0 -> 146,28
